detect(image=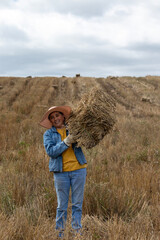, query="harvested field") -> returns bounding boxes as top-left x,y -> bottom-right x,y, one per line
0,75 -> 160,240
